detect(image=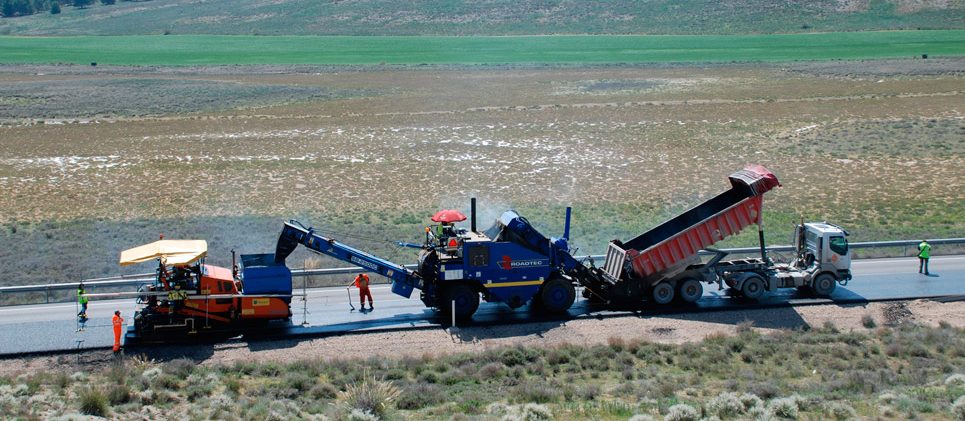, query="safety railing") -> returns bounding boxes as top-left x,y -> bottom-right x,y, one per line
1,238 -> 962,305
